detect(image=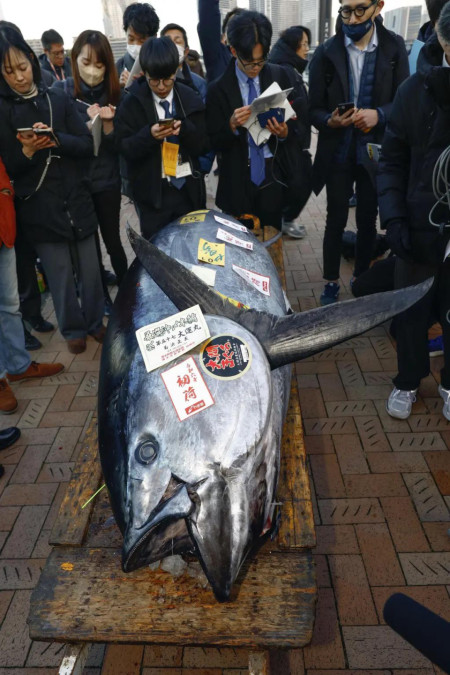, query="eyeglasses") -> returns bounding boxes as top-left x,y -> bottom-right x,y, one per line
338,0 -> 378,19
300,41 -> 310,48
237,55 -> 267,71
49,49 -> 65,57
147,77 -> 176,87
